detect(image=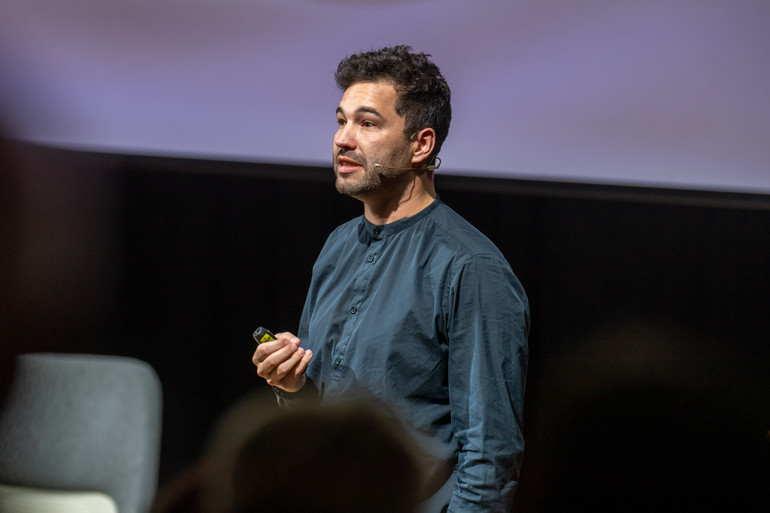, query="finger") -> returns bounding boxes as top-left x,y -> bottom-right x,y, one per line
256,342 -> 299,378
251,339 -> 286,366
273,347 -> 306,380
294,349 -> 313,377
274,332 -> 300,345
